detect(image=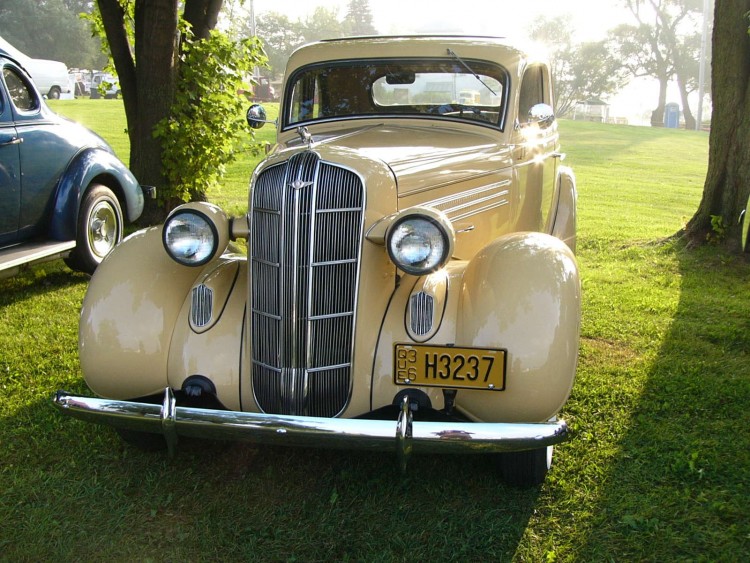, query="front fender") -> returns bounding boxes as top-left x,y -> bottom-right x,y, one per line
79,227 -> 202,399
457,232 -> 580,421
51,148 -> 143,240
372,231 -> 580,423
